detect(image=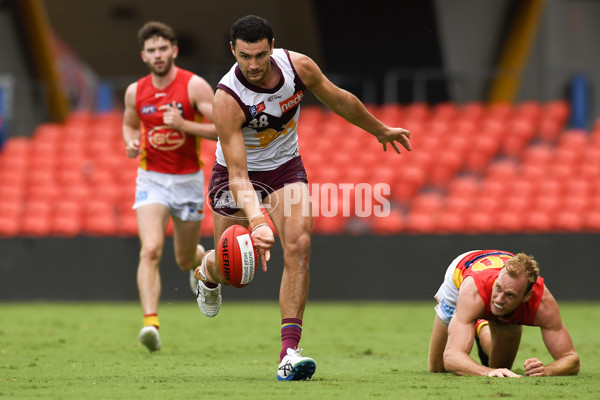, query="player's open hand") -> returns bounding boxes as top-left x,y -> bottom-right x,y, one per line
159,101 -> 184,130
376,127 -> 412,153
524,358 -> 545,376
487,368 -> 522,378
251,224 -> 275,272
